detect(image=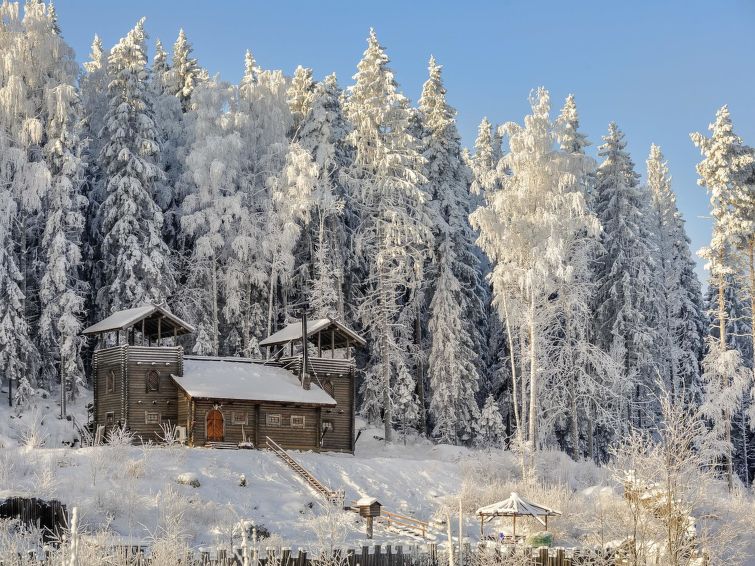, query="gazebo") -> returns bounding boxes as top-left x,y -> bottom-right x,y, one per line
476,492 -> 561,539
